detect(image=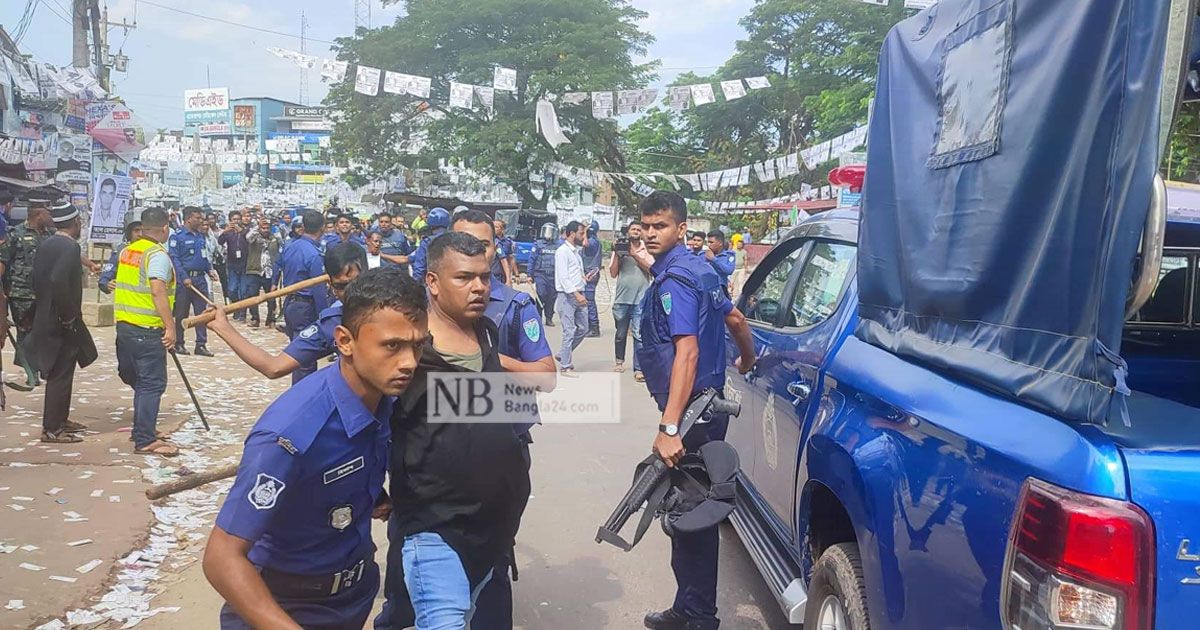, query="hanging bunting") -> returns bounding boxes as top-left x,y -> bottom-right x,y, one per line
745,76 -> 771,90
591,91 -> 614,119
383,71 -> 408,95
562,92 -> 589,105
720,80 -> 747,101
667,87 -> 692,112
321,59 -> 349,82
690,84 -> 717,106
355,66 -> 381,95
449,82 -> 475,109
475,86 -> 495,115
616,89 -> 642,115
493,67 -> 518,92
